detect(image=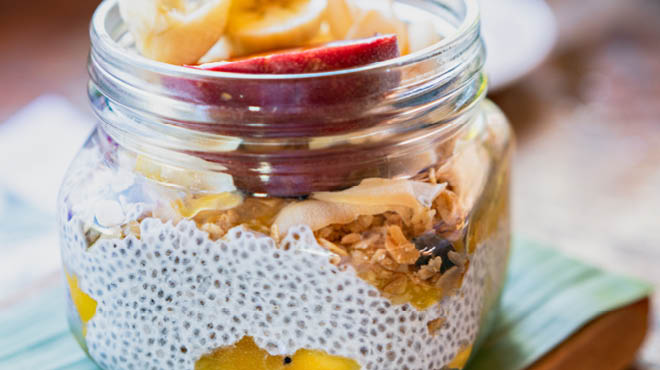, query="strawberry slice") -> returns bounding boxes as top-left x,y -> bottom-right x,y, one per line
192,34 -> 399,74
